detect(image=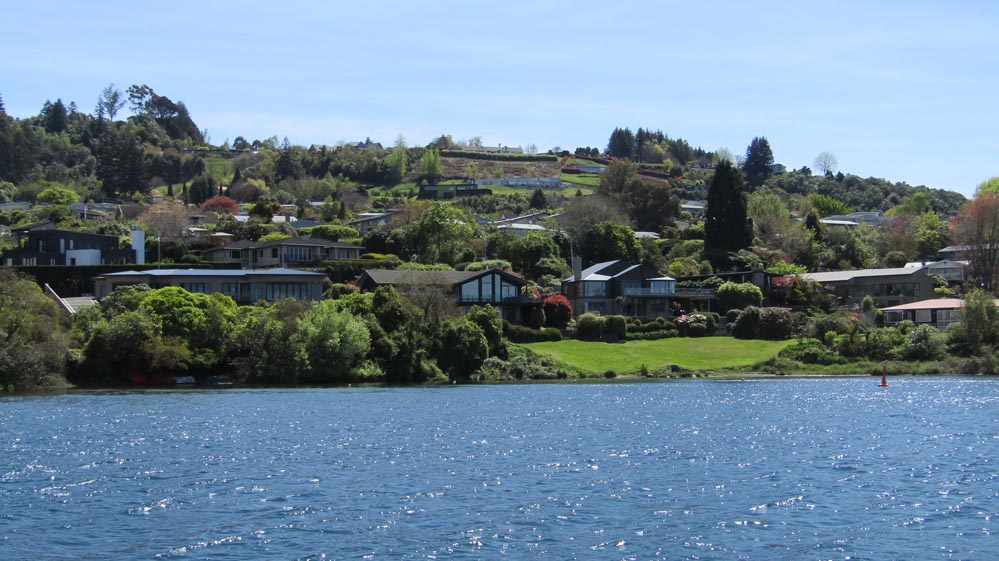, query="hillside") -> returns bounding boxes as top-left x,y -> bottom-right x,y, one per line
440,156 -> 561,180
